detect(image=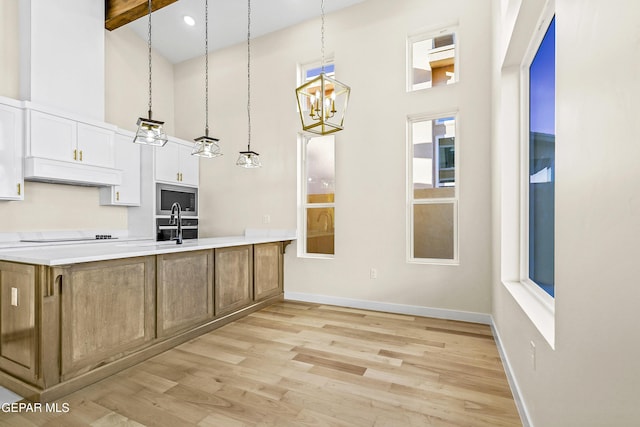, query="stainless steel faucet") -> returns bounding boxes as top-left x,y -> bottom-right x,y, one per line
169,202 -> 183,244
